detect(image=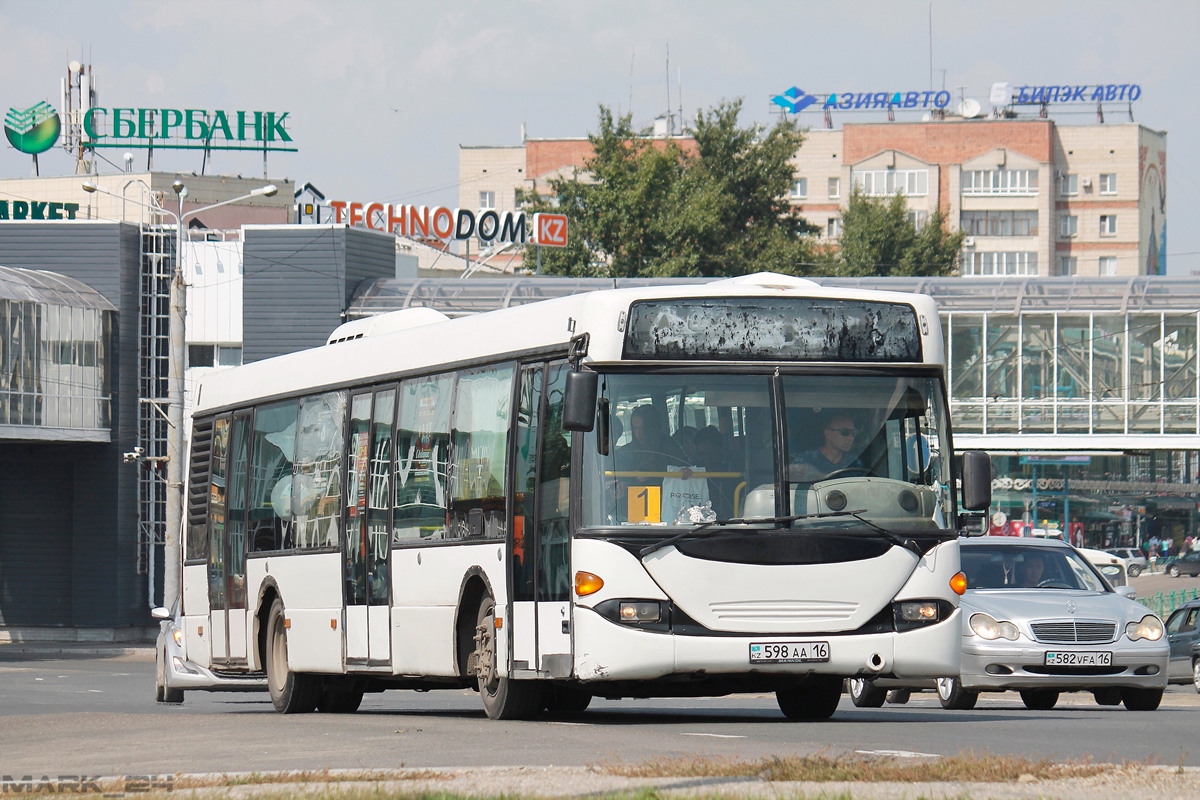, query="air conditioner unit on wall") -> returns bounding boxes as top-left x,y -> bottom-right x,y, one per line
963,236 -> 976,247
1080,176 -> 1093,188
